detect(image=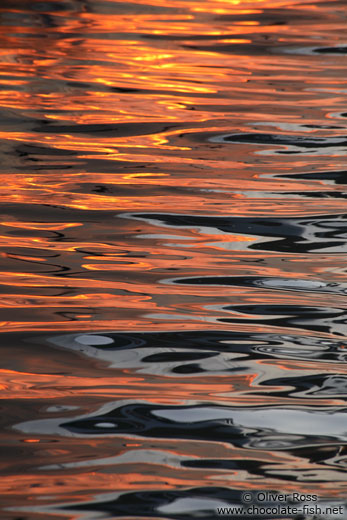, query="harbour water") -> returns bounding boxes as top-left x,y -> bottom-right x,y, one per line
0,0 -> 346,518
